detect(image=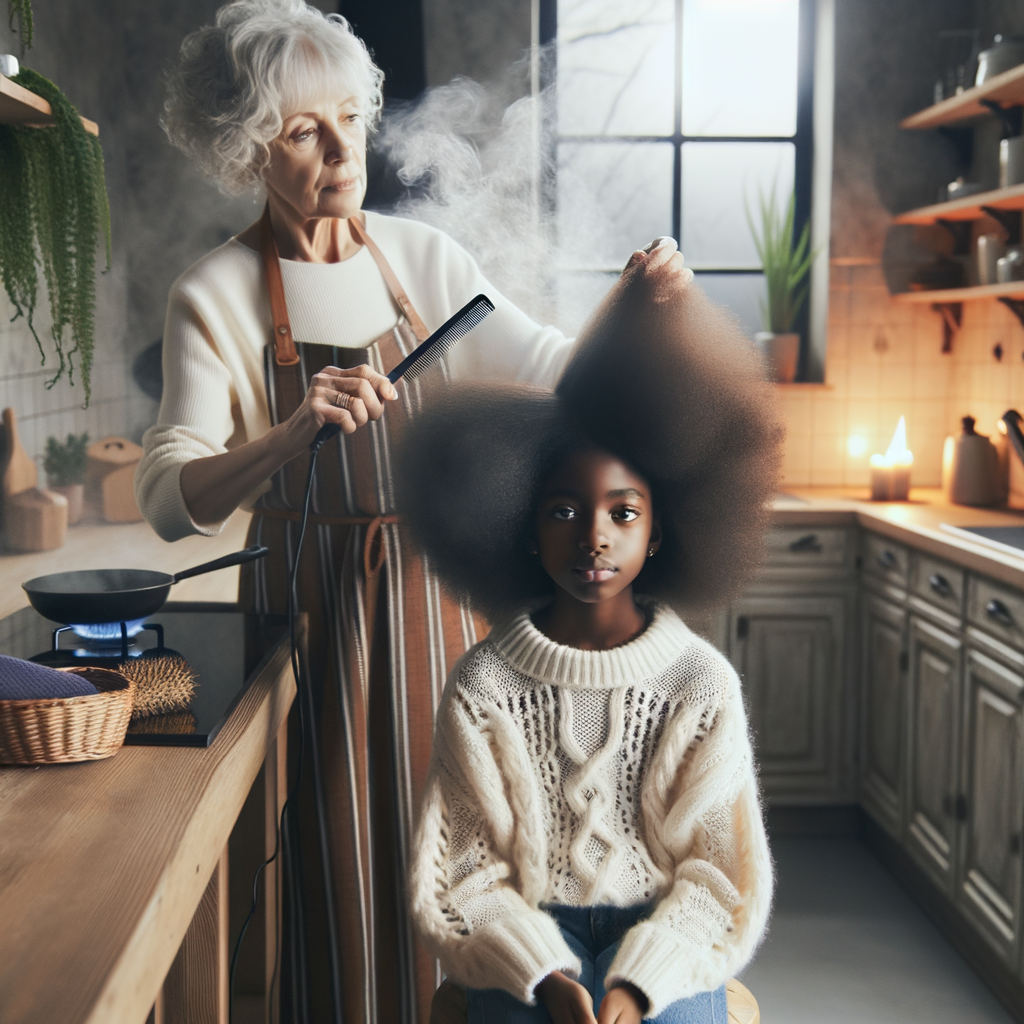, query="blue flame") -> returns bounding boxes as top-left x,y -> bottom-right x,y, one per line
70,619 -> 147,642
